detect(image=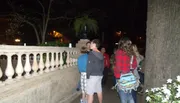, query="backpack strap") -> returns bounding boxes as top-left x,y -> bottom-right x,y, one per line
130,55 -> 134,71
